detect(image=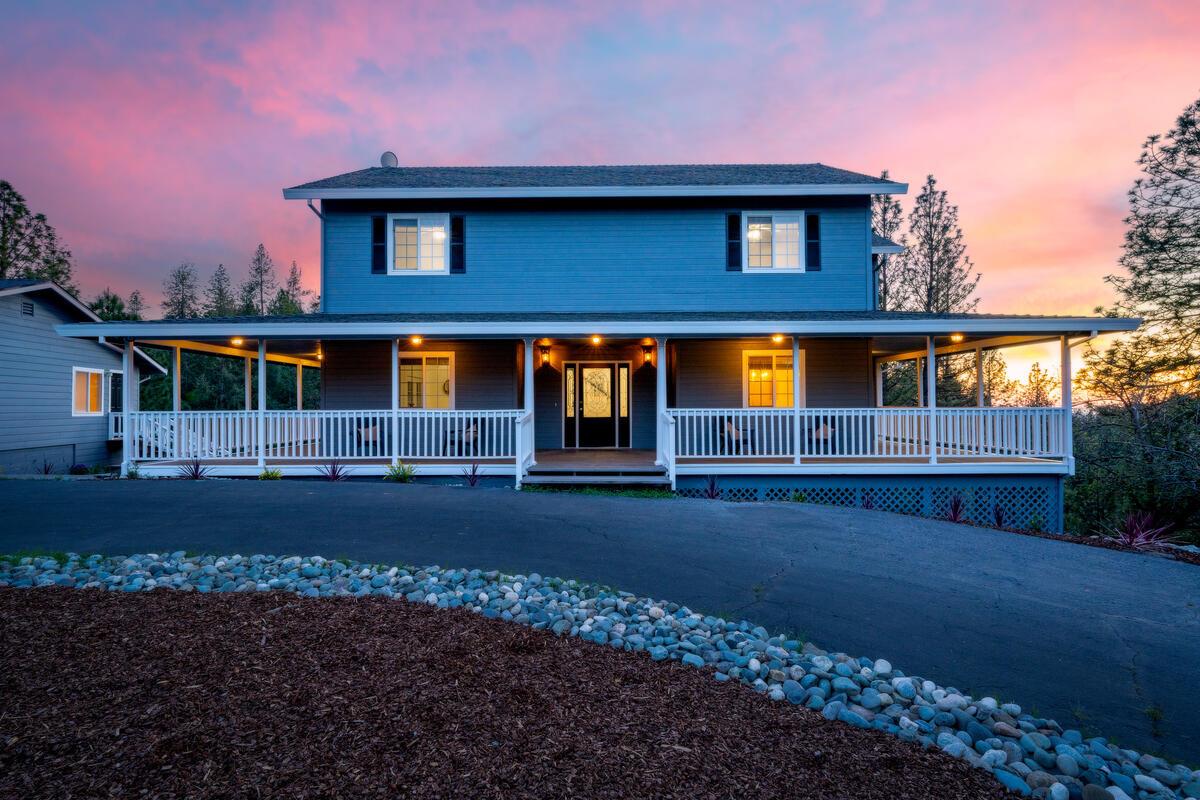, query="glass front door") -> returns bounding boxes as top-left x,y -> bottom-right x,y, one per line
564,362 -> 630,448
